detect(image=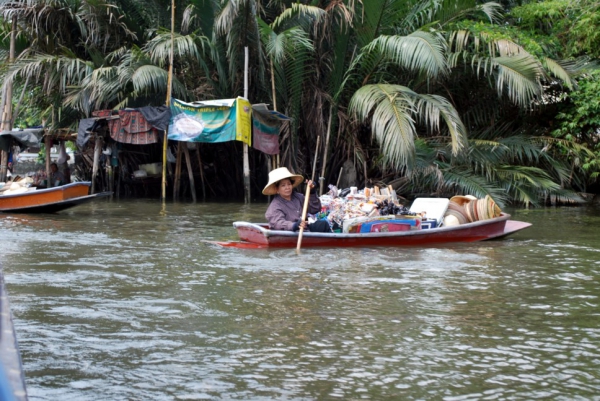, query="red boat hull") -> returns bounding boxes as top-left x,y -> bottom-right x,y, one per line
227,214 -> 531,248
0,182 -> 101,213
